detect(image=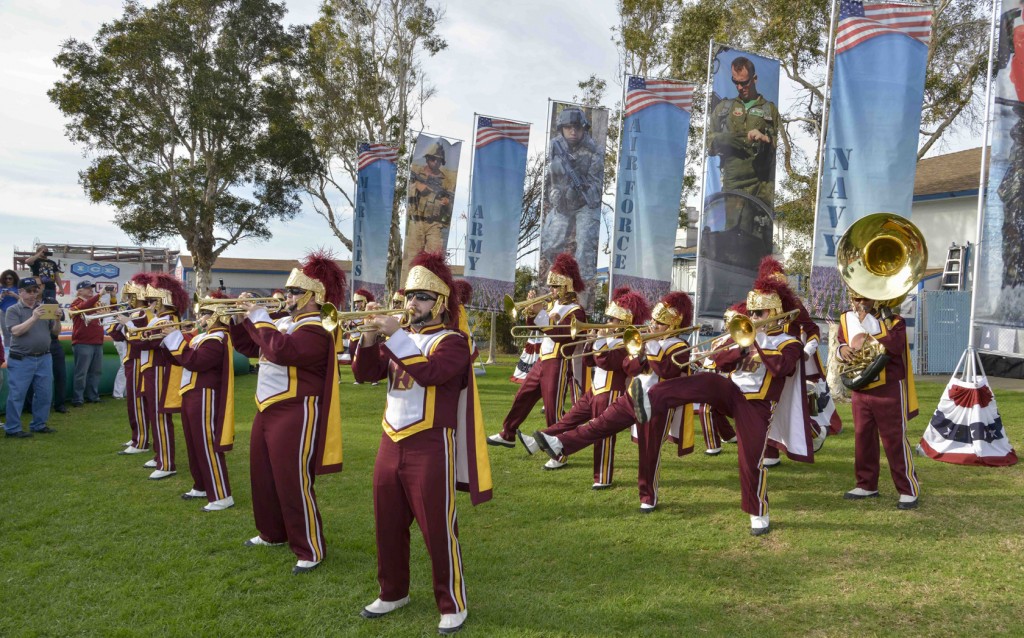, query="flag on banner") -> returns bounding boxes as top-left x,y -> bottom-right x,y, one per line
353,141 -> 400,303
611,76 -> 695,300
808,0 -> 932,318
695,45 -> 781,319
974,0 -> 1024,335
402,133 -> 462,280
465,114 -> 530,312
539,101 -> 610,313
